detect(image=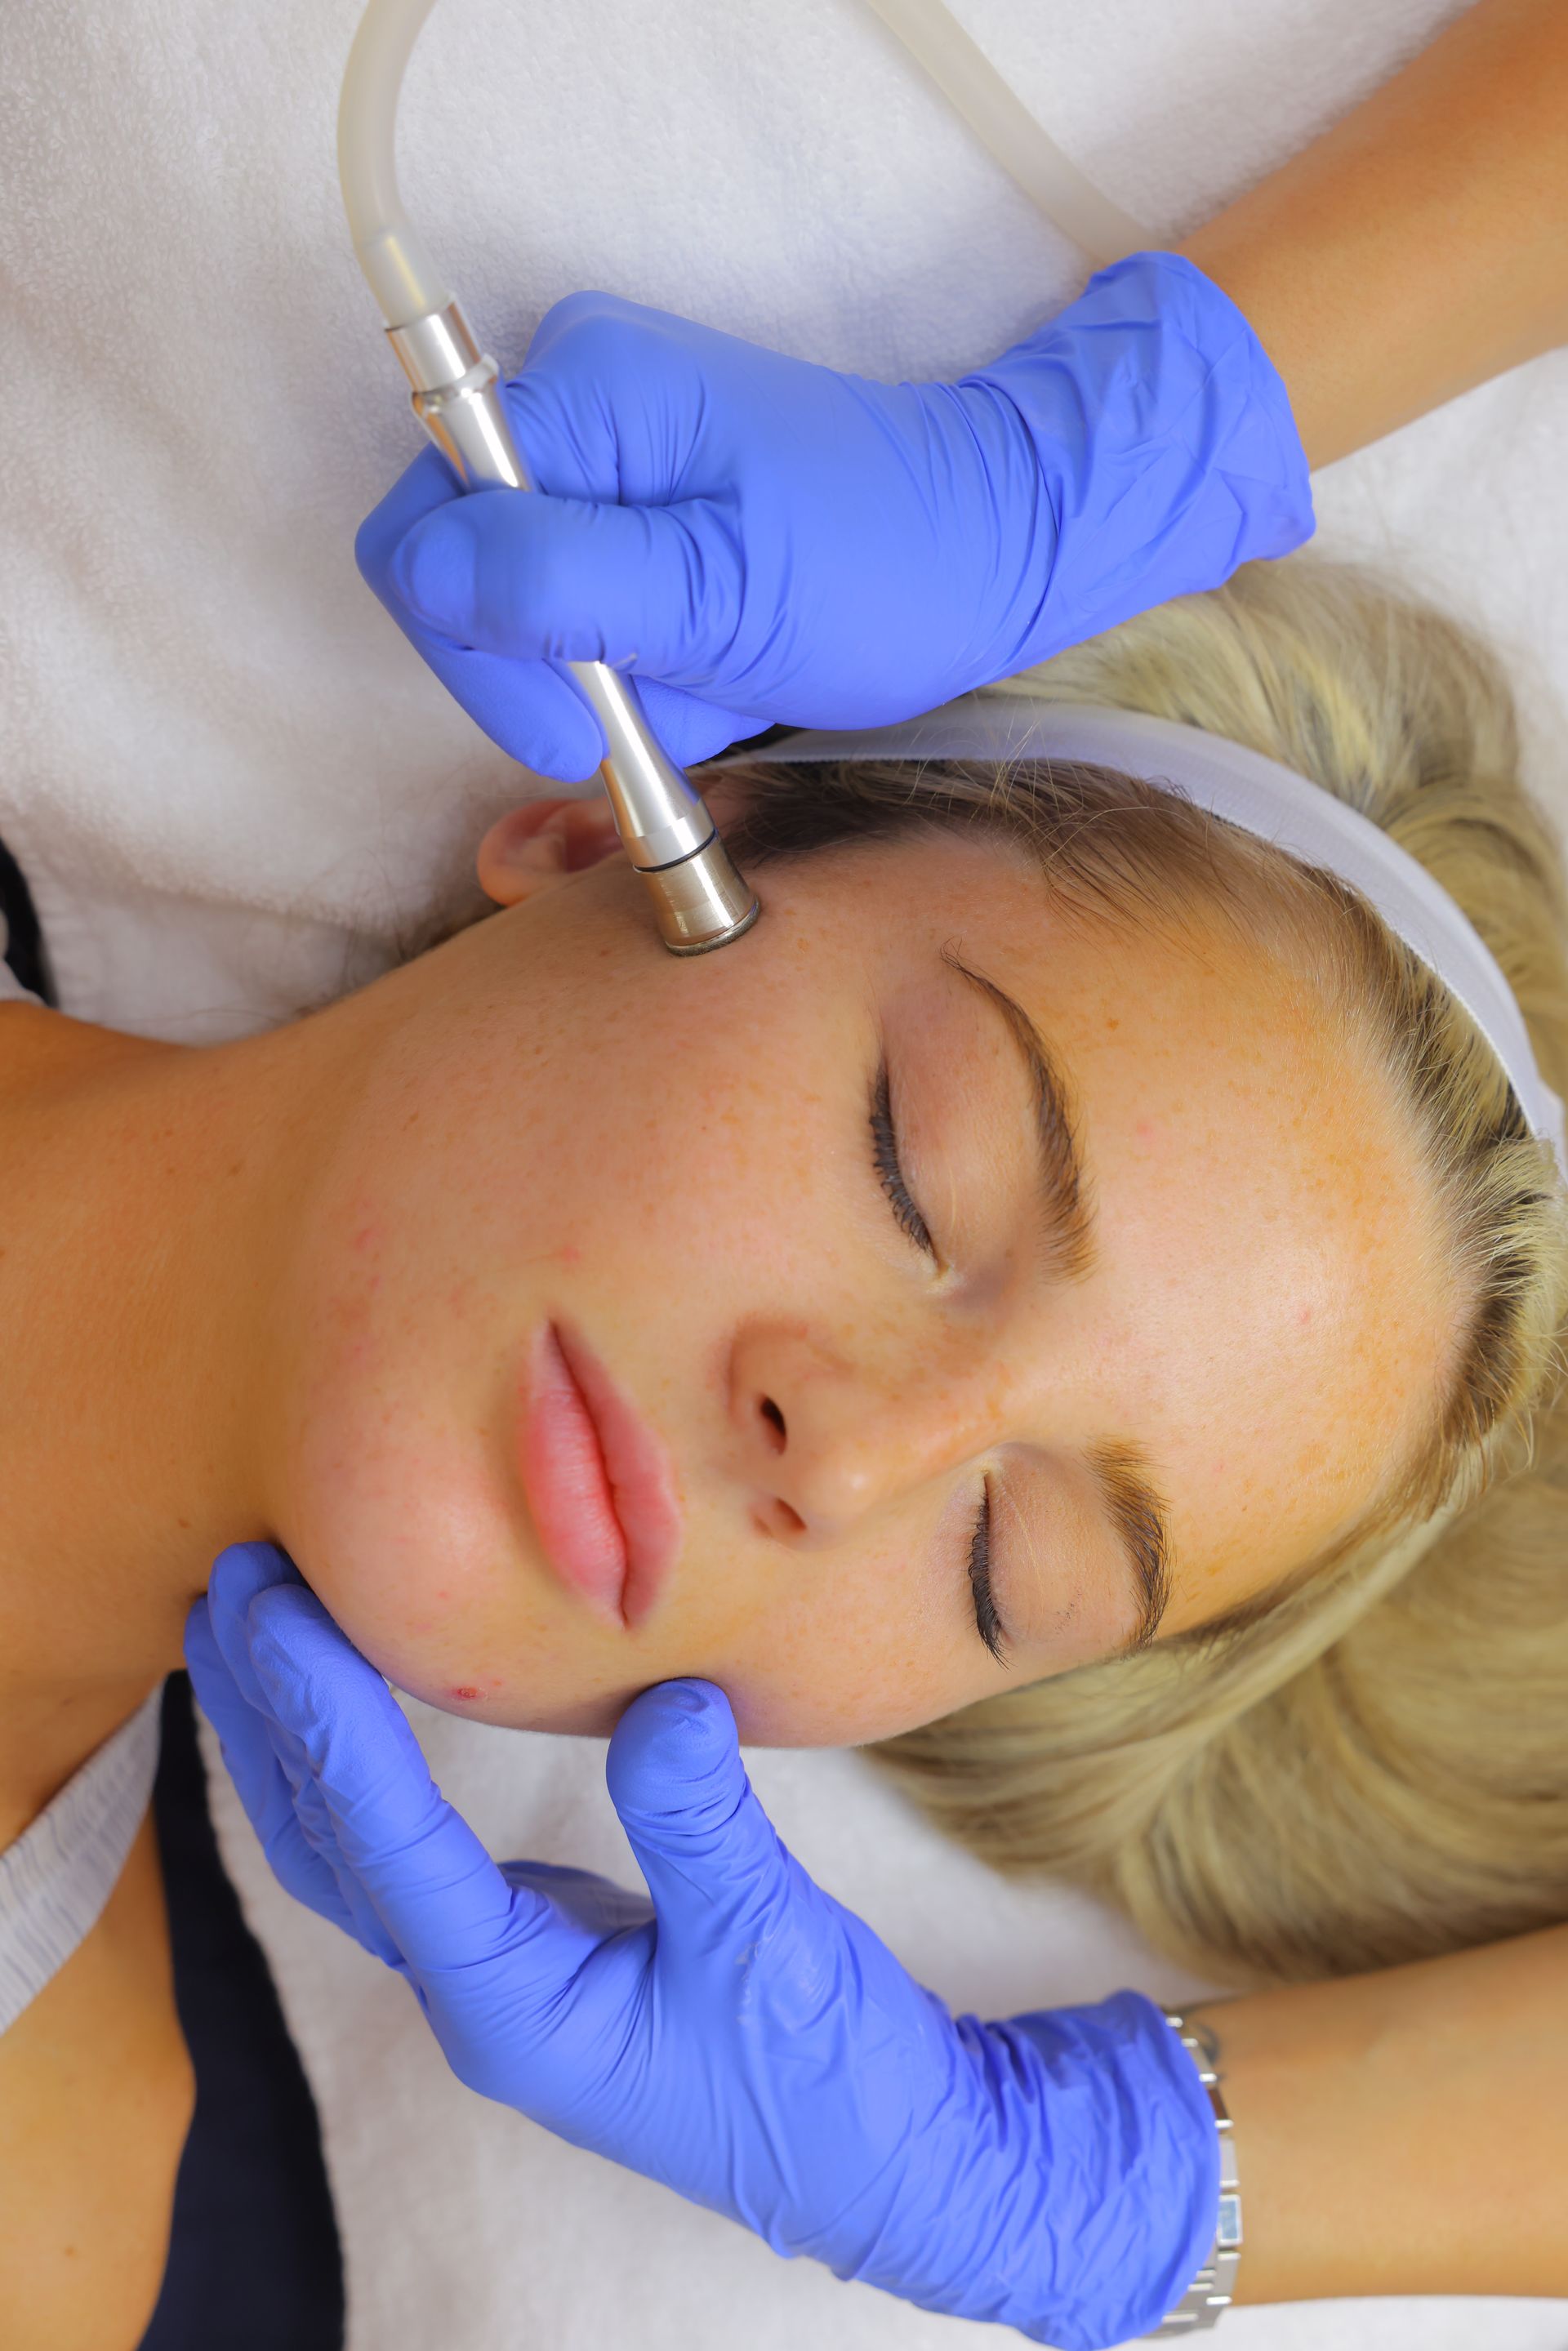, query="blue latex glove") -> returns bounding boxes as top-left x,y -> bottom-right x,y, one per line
187,1544 -> 1219,2349
356,251 -> 1312,779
